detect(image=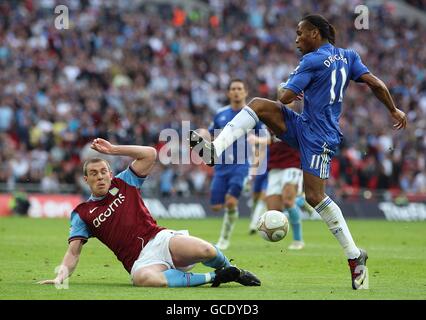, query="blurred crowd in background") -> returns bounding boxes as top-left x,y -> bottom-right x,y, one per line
403,0 -> 426,11
0,0 -> 425,200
